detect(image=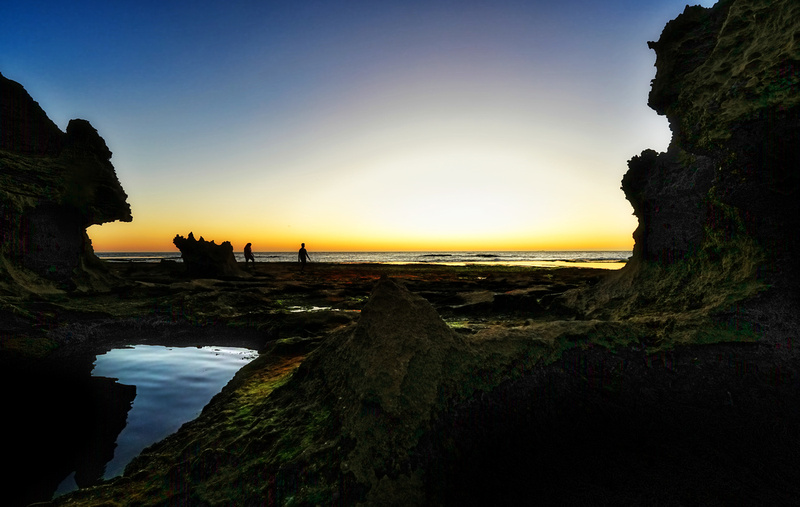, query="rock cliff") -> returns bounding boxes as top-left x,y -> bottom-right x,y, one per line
0,72 -> 131,291
623,0 -> 798,275
609,0 -> 799,331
